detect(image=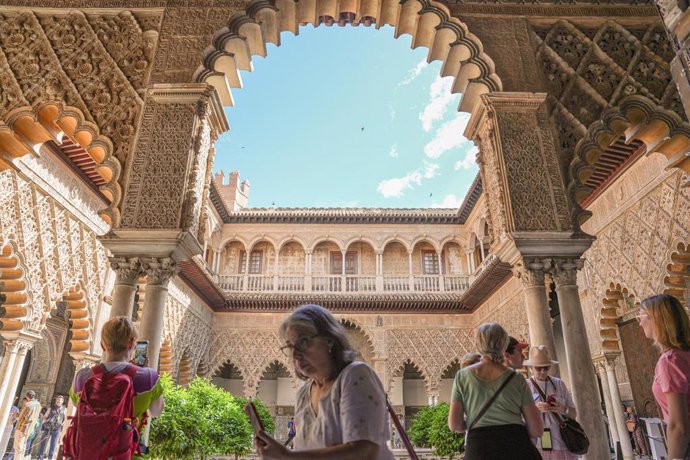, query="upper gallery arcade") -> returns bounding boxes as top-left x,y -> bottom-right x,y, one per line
0,1 -> 689,459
